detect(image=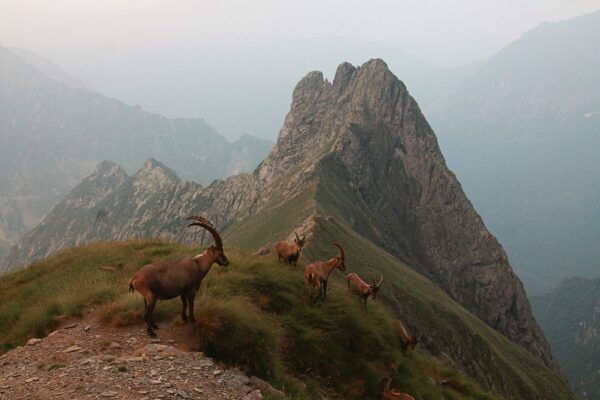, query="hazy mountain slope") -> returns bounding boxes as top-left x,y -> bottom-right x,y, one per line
424,10 -> 600,292
8,46 -> 90,90
68,36 -> 437,141
0,45 -> 272,250
3,61 -> 572,398
531,277 -> 600,400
